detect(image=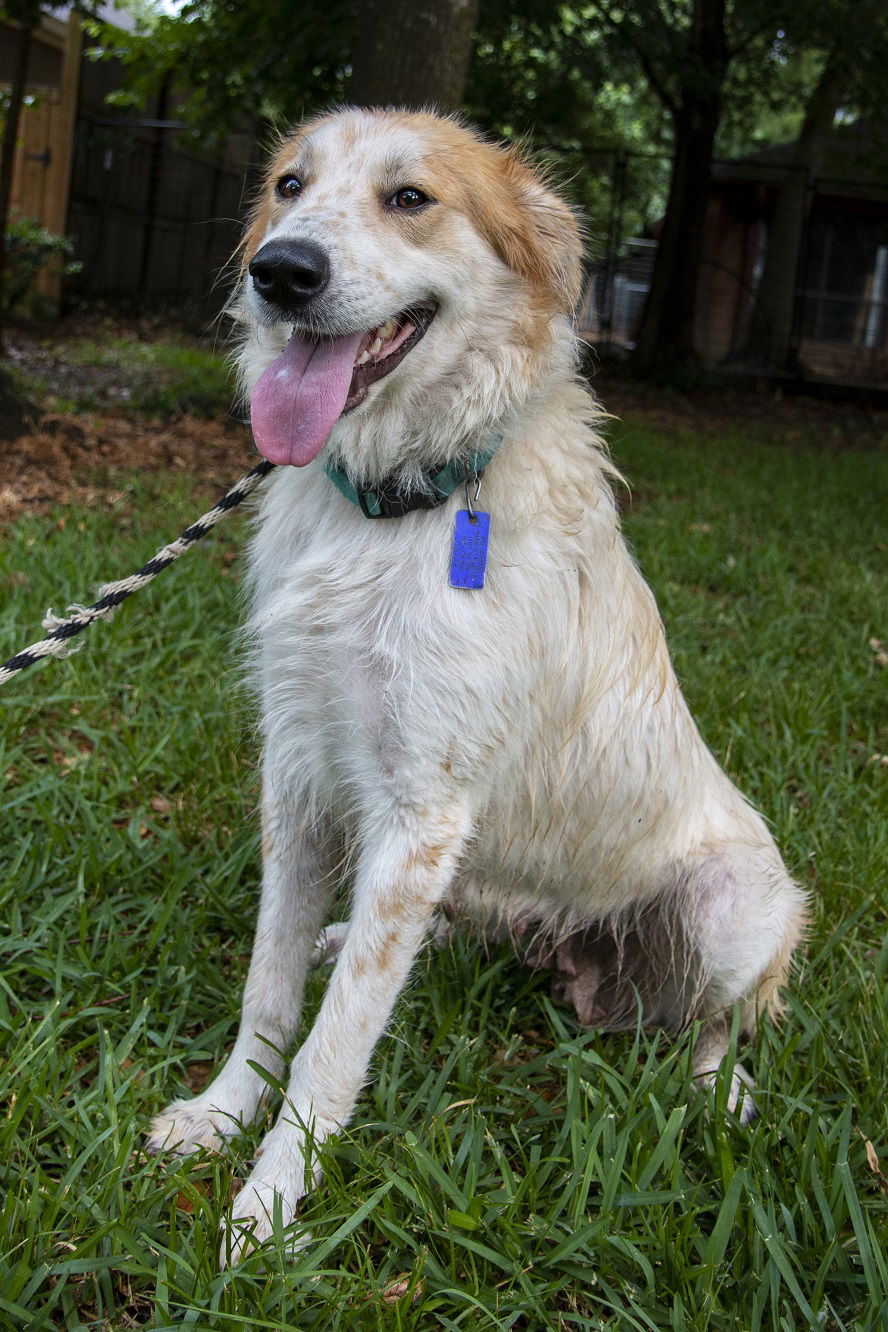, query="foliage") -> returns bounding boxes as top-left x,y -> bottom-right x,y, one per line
85,0 -> 357,150
88,1 -> 870,249
0,213 -> 79,316
0,413 -> 885,1326
467,3 -> 671,243
469,1 -> 664,147
0,0 -> 41,31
